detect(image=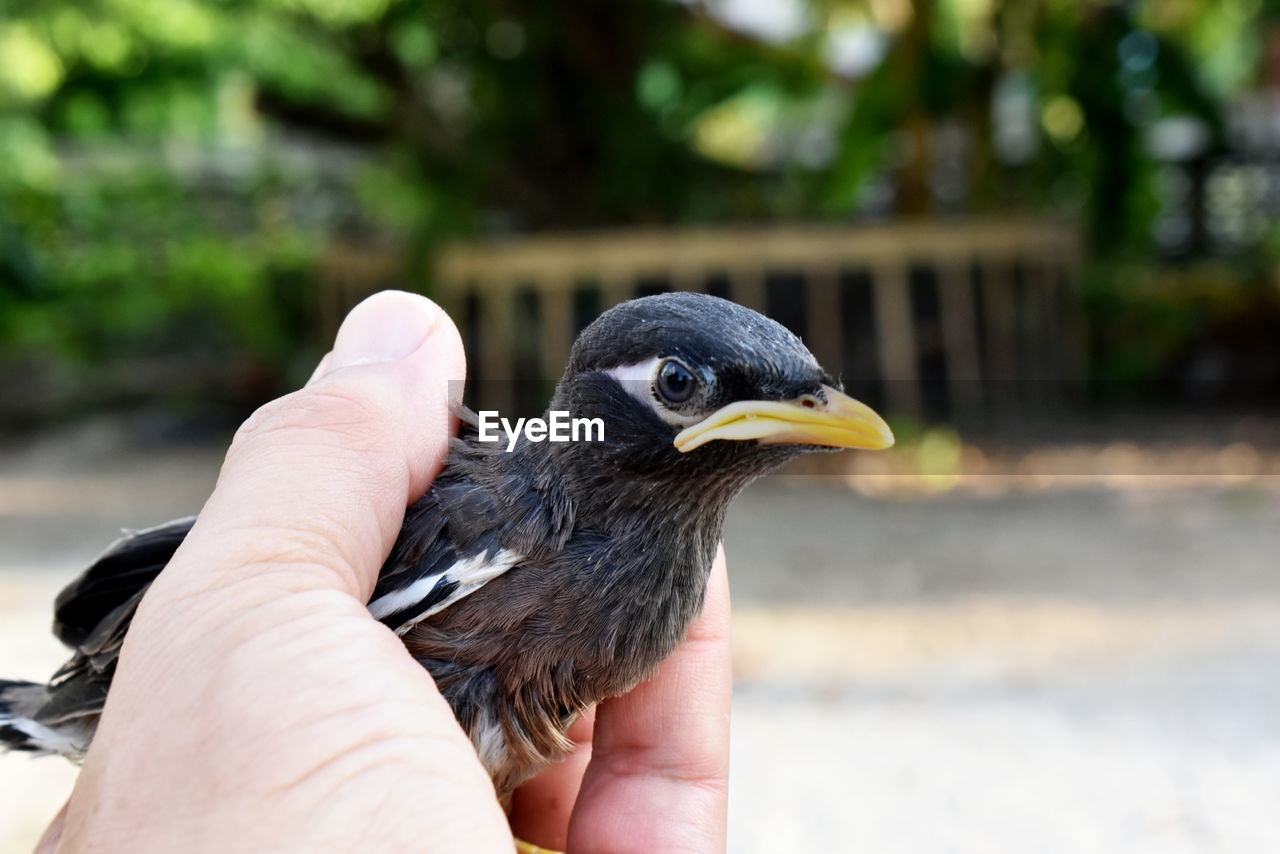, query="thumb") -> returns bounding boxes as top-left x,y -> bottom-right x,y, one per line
63,292 -> 509,853
163,289 -> 465,608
